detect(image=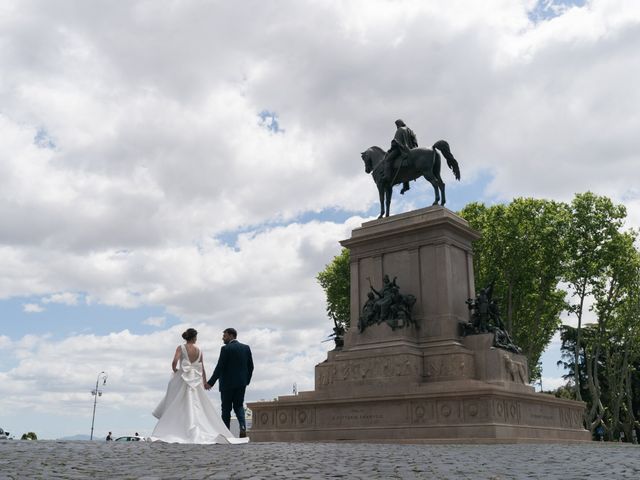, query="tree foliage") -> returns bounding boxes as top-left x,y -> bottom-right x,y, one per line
557,194 -> 640,439
316,248 -> 350,330
459,198 -> 569,380
21,432 -> 37,440
563,192 -> 628,401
